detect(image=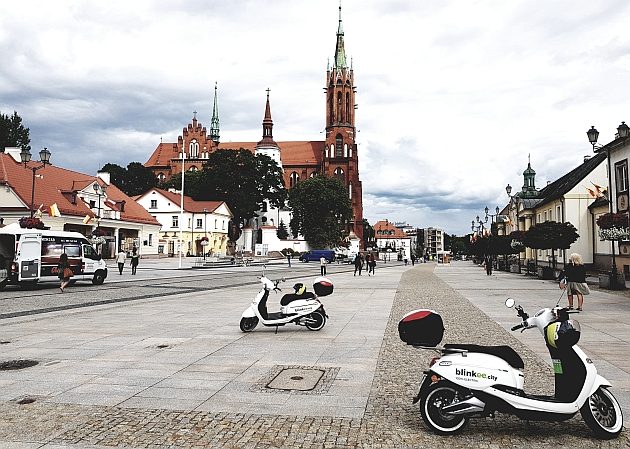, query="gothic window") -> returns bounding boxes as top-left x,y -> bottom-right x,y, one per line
345,92 -> 351,124
335,134 -> 343,158
310,171 -> 317,178
334,167 -> 344,182
189,166 -> 198,172
329,144 -> 334,158
290,171 -> 299,188
344,143 -> 348,158
337,92 -> 343,122
349,182 -> 352,199
349,145 -> 352,158
157,173 -> 166,182
189,140 -> 199,158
